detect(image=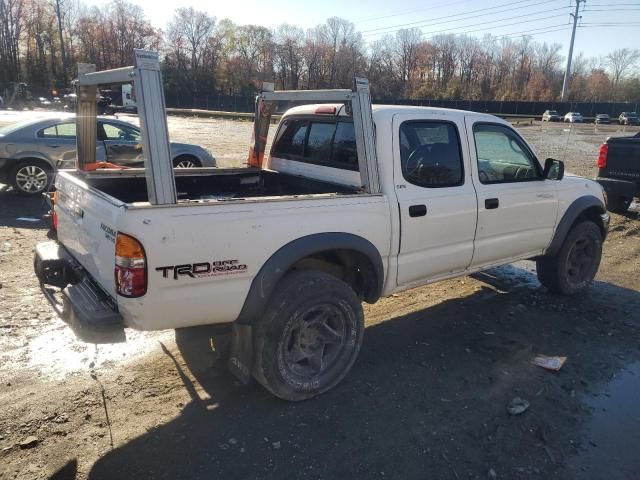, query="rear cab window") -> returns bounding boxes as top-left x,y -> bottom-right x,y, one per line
271,117 -> 358,172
